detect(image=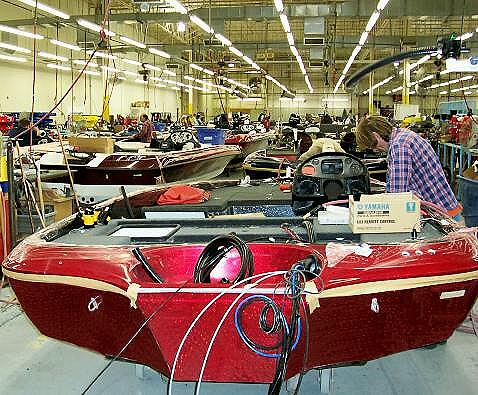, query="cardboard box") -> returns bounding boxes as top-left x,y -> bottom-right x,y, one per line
68,136 -> 114,154
349,192 -> 420,234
